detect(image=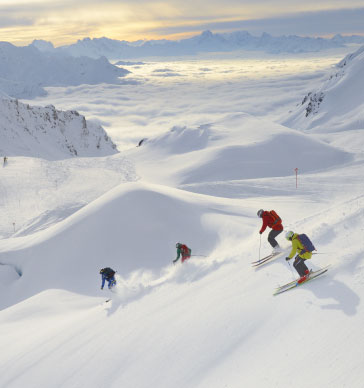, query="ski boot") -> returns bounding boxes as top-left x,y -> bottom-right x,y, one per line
297,269 -> 311,284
